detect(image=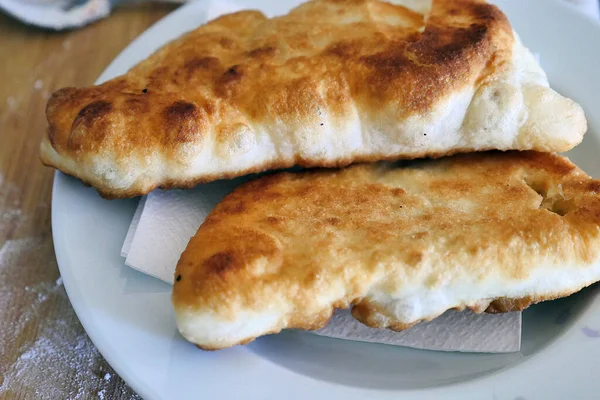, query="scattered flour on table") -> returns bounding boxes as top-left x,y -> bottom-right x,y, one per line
0,236 -> 140,399
5,97 -> 18,112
